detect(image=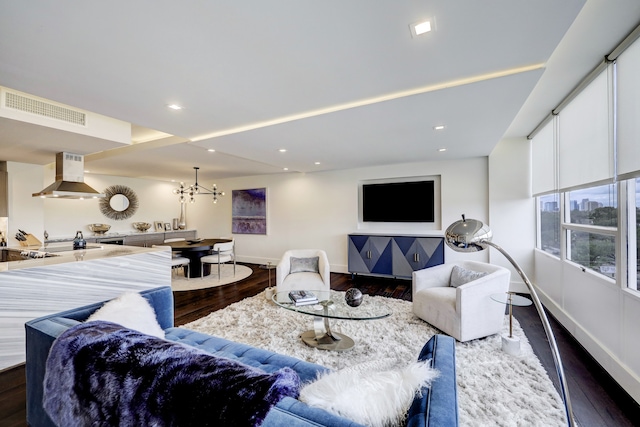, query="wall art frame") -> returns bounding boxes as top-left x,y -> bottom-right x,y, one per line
154,221 -> 164,232
232,188 -> 267,235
